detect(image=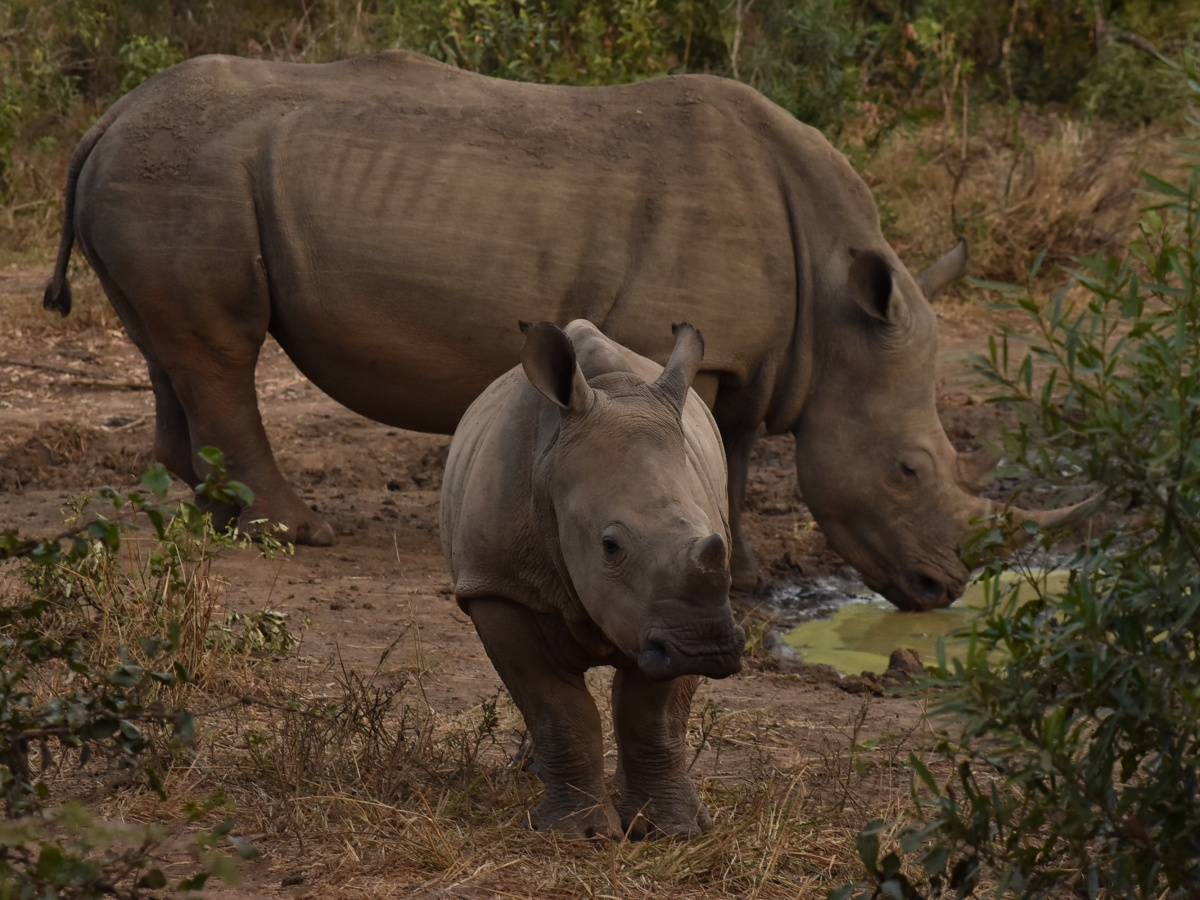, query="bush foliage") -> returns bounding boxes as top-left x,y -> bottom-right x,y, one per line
839,72 -> 1200,900
1,0 -> 1194,193
0,452 -> 275,897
